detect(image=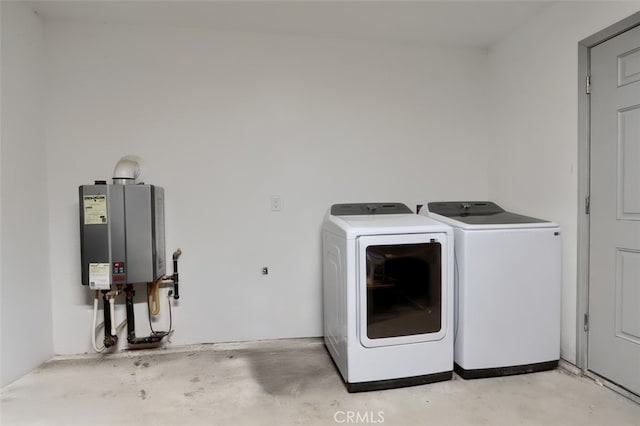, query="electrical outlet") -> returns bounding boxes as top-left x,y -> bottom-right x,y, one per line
271,196 -> 281,211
